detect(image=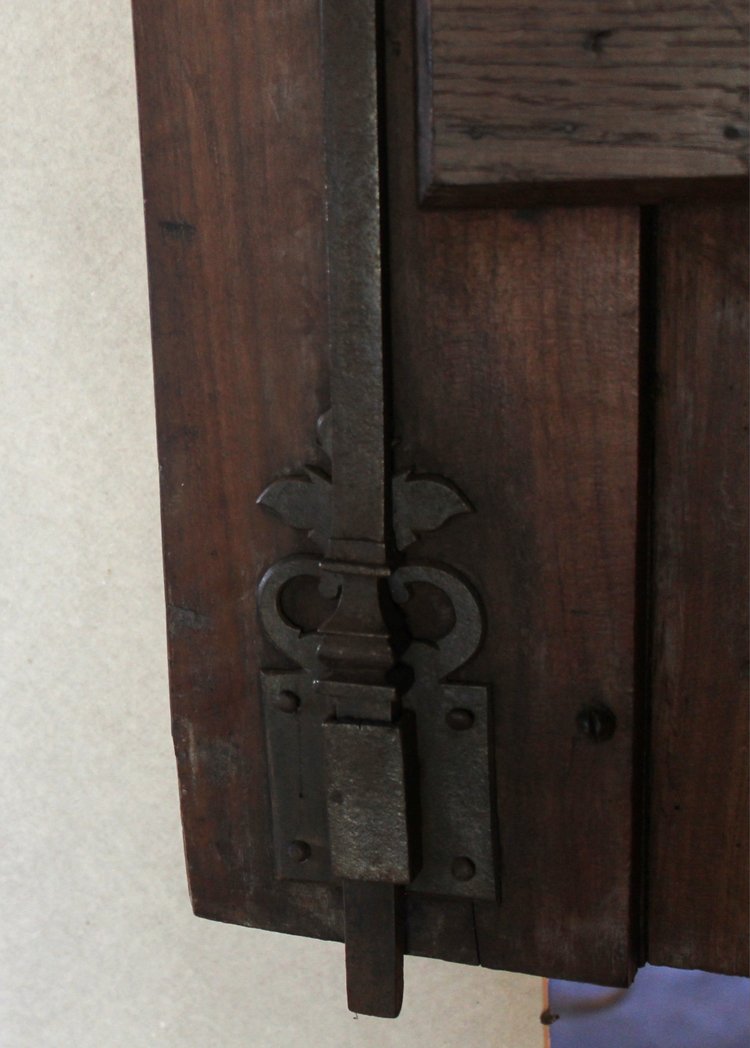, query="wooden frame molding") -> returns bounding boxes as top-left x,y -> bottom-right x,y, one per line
417,0 -> 749,207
